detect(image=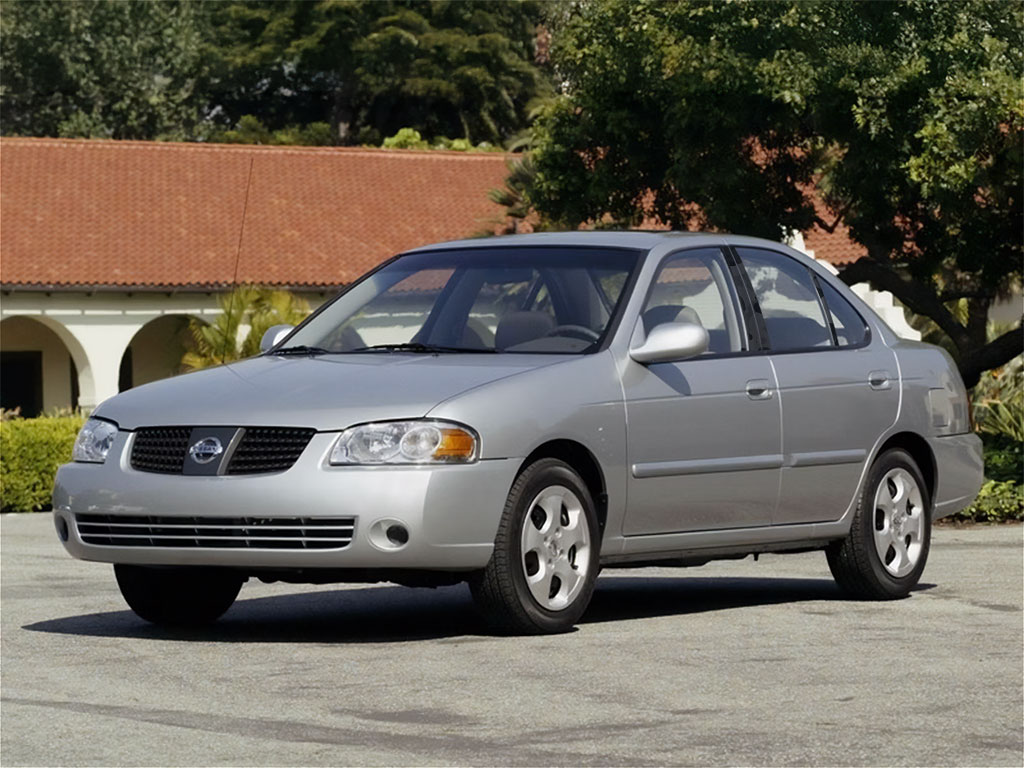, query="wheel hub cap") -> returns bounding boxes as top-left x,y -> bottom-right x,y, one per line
520,485 -> 591,611
872,468 -> 925,578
